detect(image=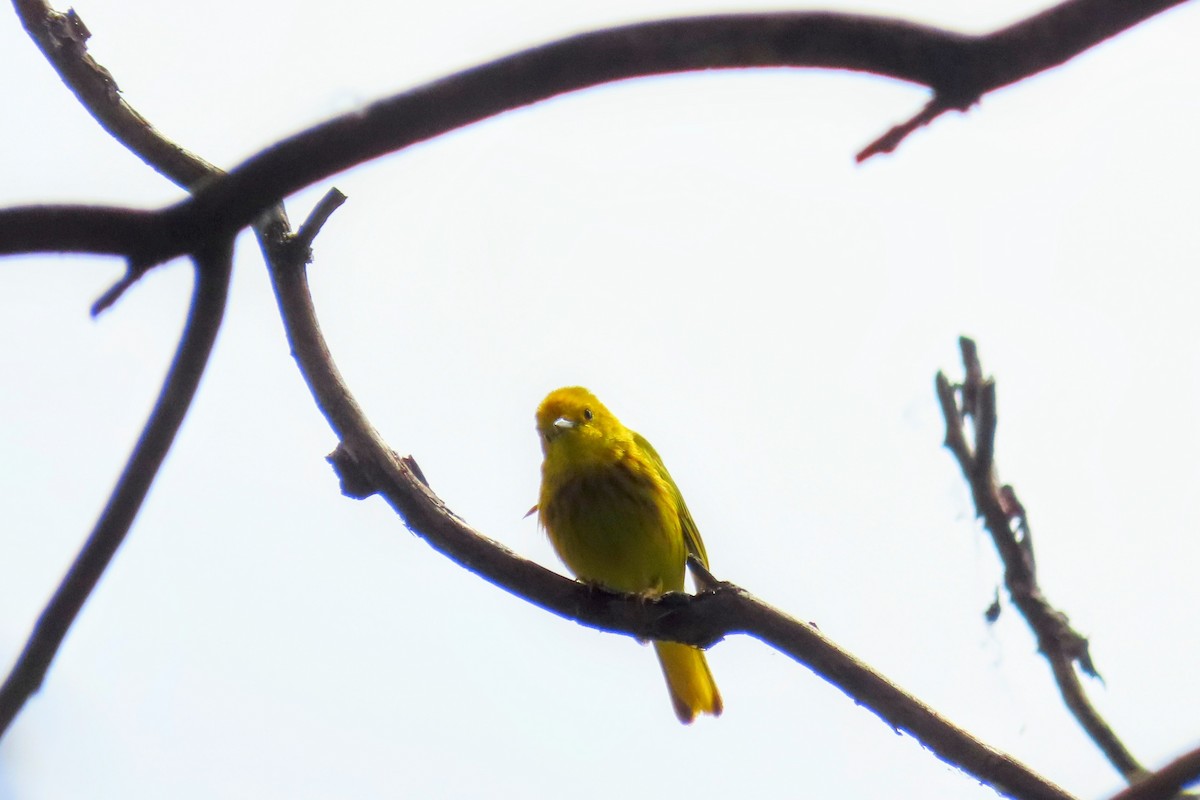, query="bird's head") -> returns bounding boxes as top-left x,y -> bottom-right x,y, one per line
535,386 -> 625,461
